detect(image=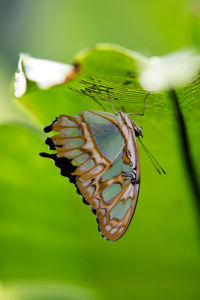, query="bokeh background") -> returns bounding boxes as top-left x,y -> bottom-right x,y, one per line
0,0 -> 200,299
